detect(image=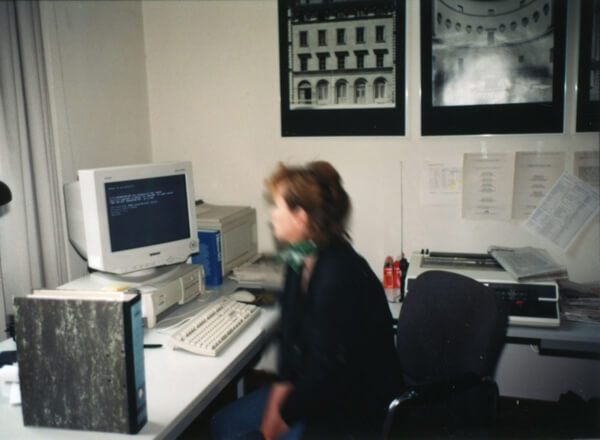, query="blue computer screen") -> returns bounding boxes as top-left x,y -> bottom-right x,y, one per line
105,175 -> 191,252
